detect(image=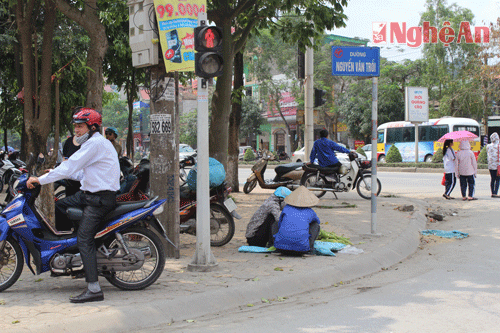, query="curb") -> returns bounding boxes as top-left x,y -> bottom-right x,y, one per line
22,200 -> 429,333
